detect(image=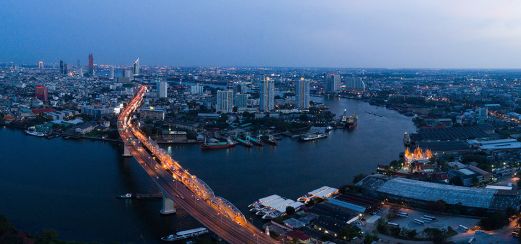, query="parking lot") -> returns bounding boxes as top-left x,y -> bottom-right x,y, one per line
385,206 -> 480,233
